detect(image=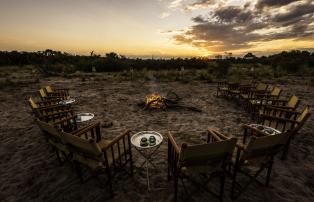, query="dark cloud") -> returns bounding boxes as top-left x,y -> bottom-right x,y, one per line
191,15 -> 207,23
255,0 -> 299,9
273,2 -> 314,23
214,6 -> 253,23
185,0 -> 216,10
173,0 -> 314,52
